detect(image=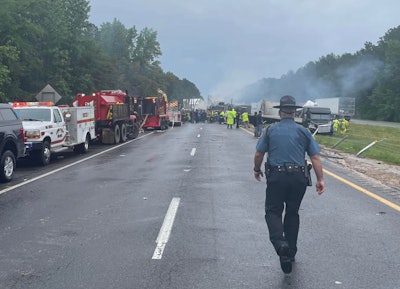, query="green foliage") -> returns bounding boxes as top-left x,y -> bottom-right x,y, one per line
165,74 -> 202,103
0,44 -> 19,101
98,19 -> 137,62
368,40 -> 400,121
132,27 -> 162,67
0,0 -> 202,104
